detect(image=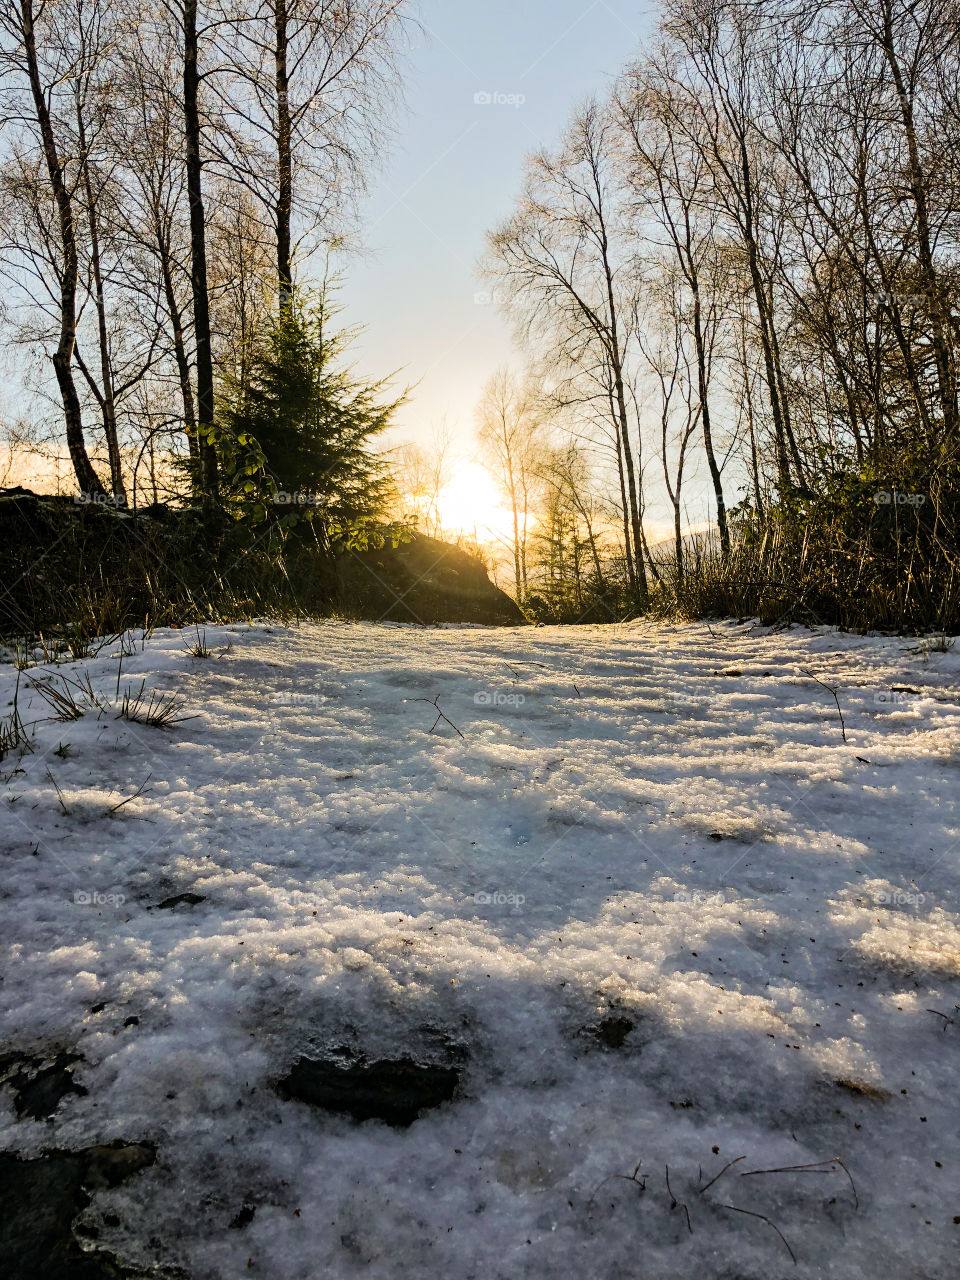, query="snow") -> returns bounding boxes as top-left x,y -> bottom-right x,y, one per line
2,618 -> 959,1279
